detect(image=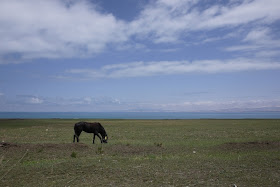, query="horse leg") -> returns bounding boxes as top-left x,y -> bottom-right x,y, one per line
93,134 -> 96,144
74,131 -> 81,143
73,134 -> 79,142
76,134 -> 79,142
96,134 -> 102,143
